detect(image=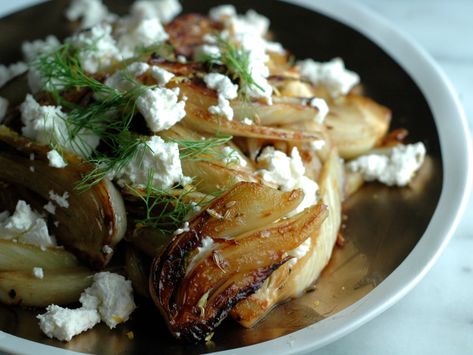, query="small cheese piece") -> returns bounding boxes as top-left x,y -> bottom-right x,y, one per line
37,305 -> 101,342
47,149 -> 68,168
150,66 -> 174,86
118,18 -> 169,59
0,96 -> 8,122
223,146 -> 247,167
65,0 -> 115,29
186,237 -> 215,275
131,0 -> 182,24
298,58 -> 360,98
104,62 -> 150,92
48,191 -> 70,209
102,245 -> 113,254
68,24 -> 122,74
0,62 -> 28,88
22,35 -> 60,63
257,147 -> 318,216
347,143 -> 426,187
0,200 -> 56,248
310,98 -> 329,123
204,73 -> 238,100
209,5 -> 236,22
79,272 -> 136,329
173,221 -> 190,235
116,135 -> 190,189
20,94 -> 100,158
33,267 -> 44,279
231,10 -> 270,38
287,237 -> 311,267
136,87 -> 186,132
